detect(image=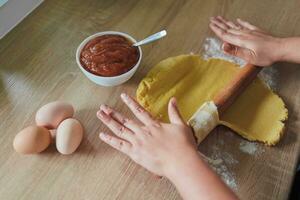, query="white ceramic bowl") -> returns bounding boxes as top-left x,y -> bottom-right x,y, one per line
76,31 -> 142,86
